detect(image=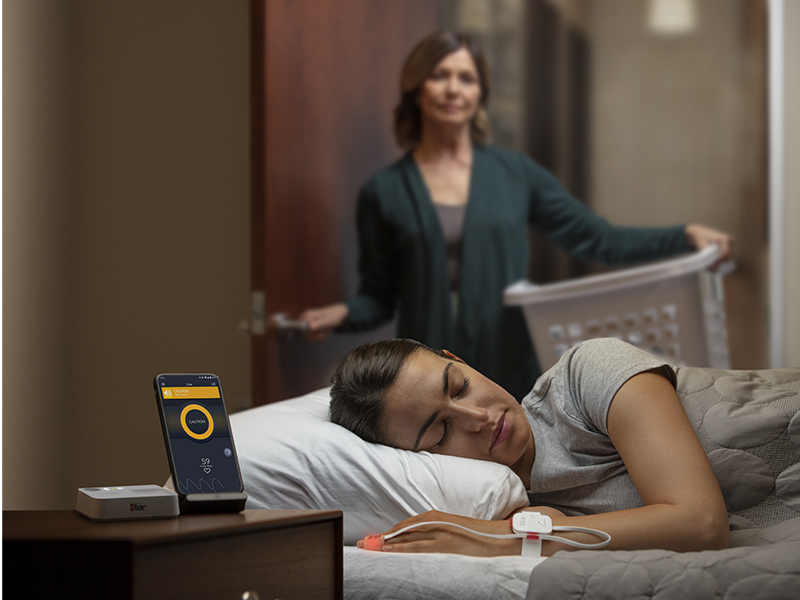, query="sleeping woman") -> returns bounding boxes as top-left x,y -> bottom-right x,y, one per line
329,336 -> 730,557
